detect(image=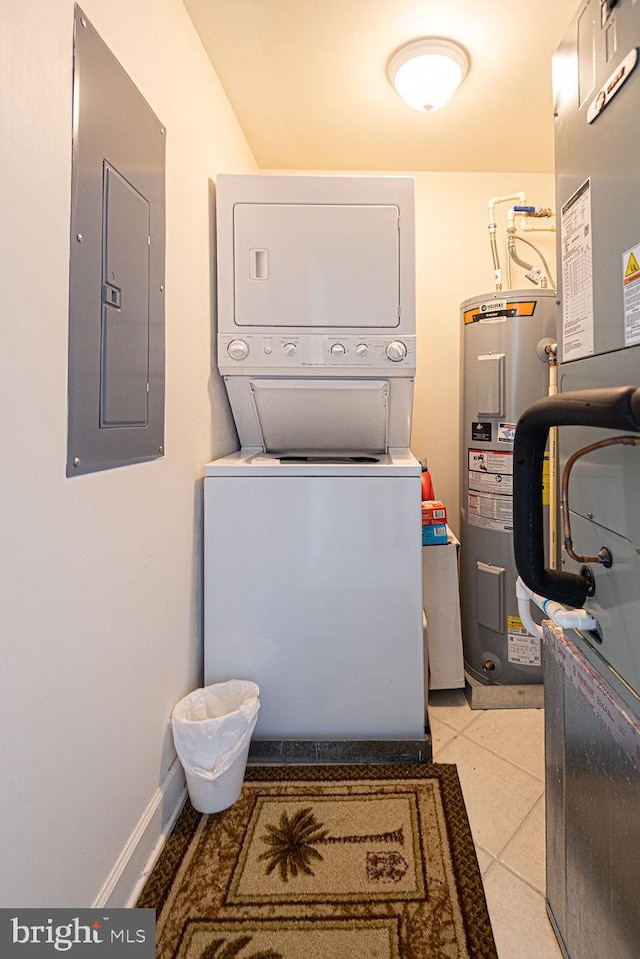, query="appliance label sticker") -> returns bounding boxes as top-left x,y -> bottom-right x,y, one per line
467,491 -> 512,531
476,300 -> 508,322
462,300 -> 537,324
508,631 -> 541,667
560,179 -> 594,361
468,448 -> 513,495
622,244 -> 640,345
497,422 -> 517,444
472,421 -> 492,442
